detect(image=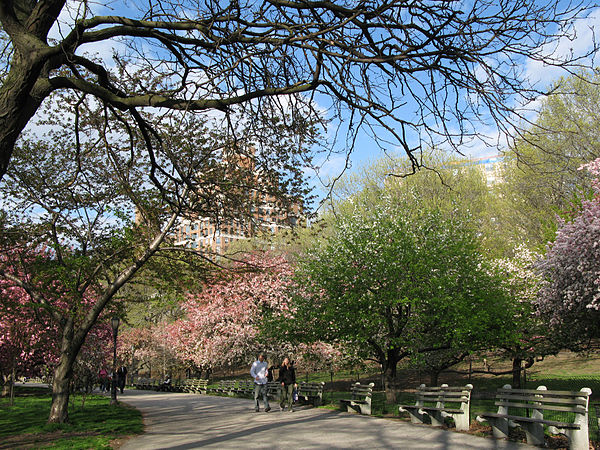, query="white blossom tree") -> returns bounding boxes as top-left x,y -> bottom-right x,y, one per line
536,158 -> 600,351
